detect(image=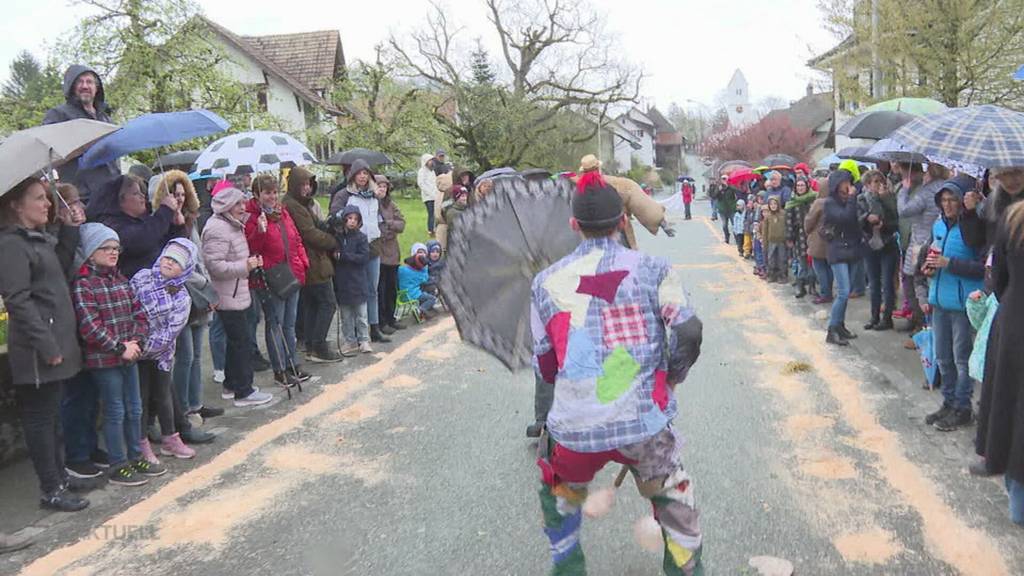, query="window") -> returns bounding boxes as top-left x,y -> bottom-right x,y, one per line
634,129 -> 644,139
256,86 -> 268,112
736,89 -> 743,96
295,94 -> 302,111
